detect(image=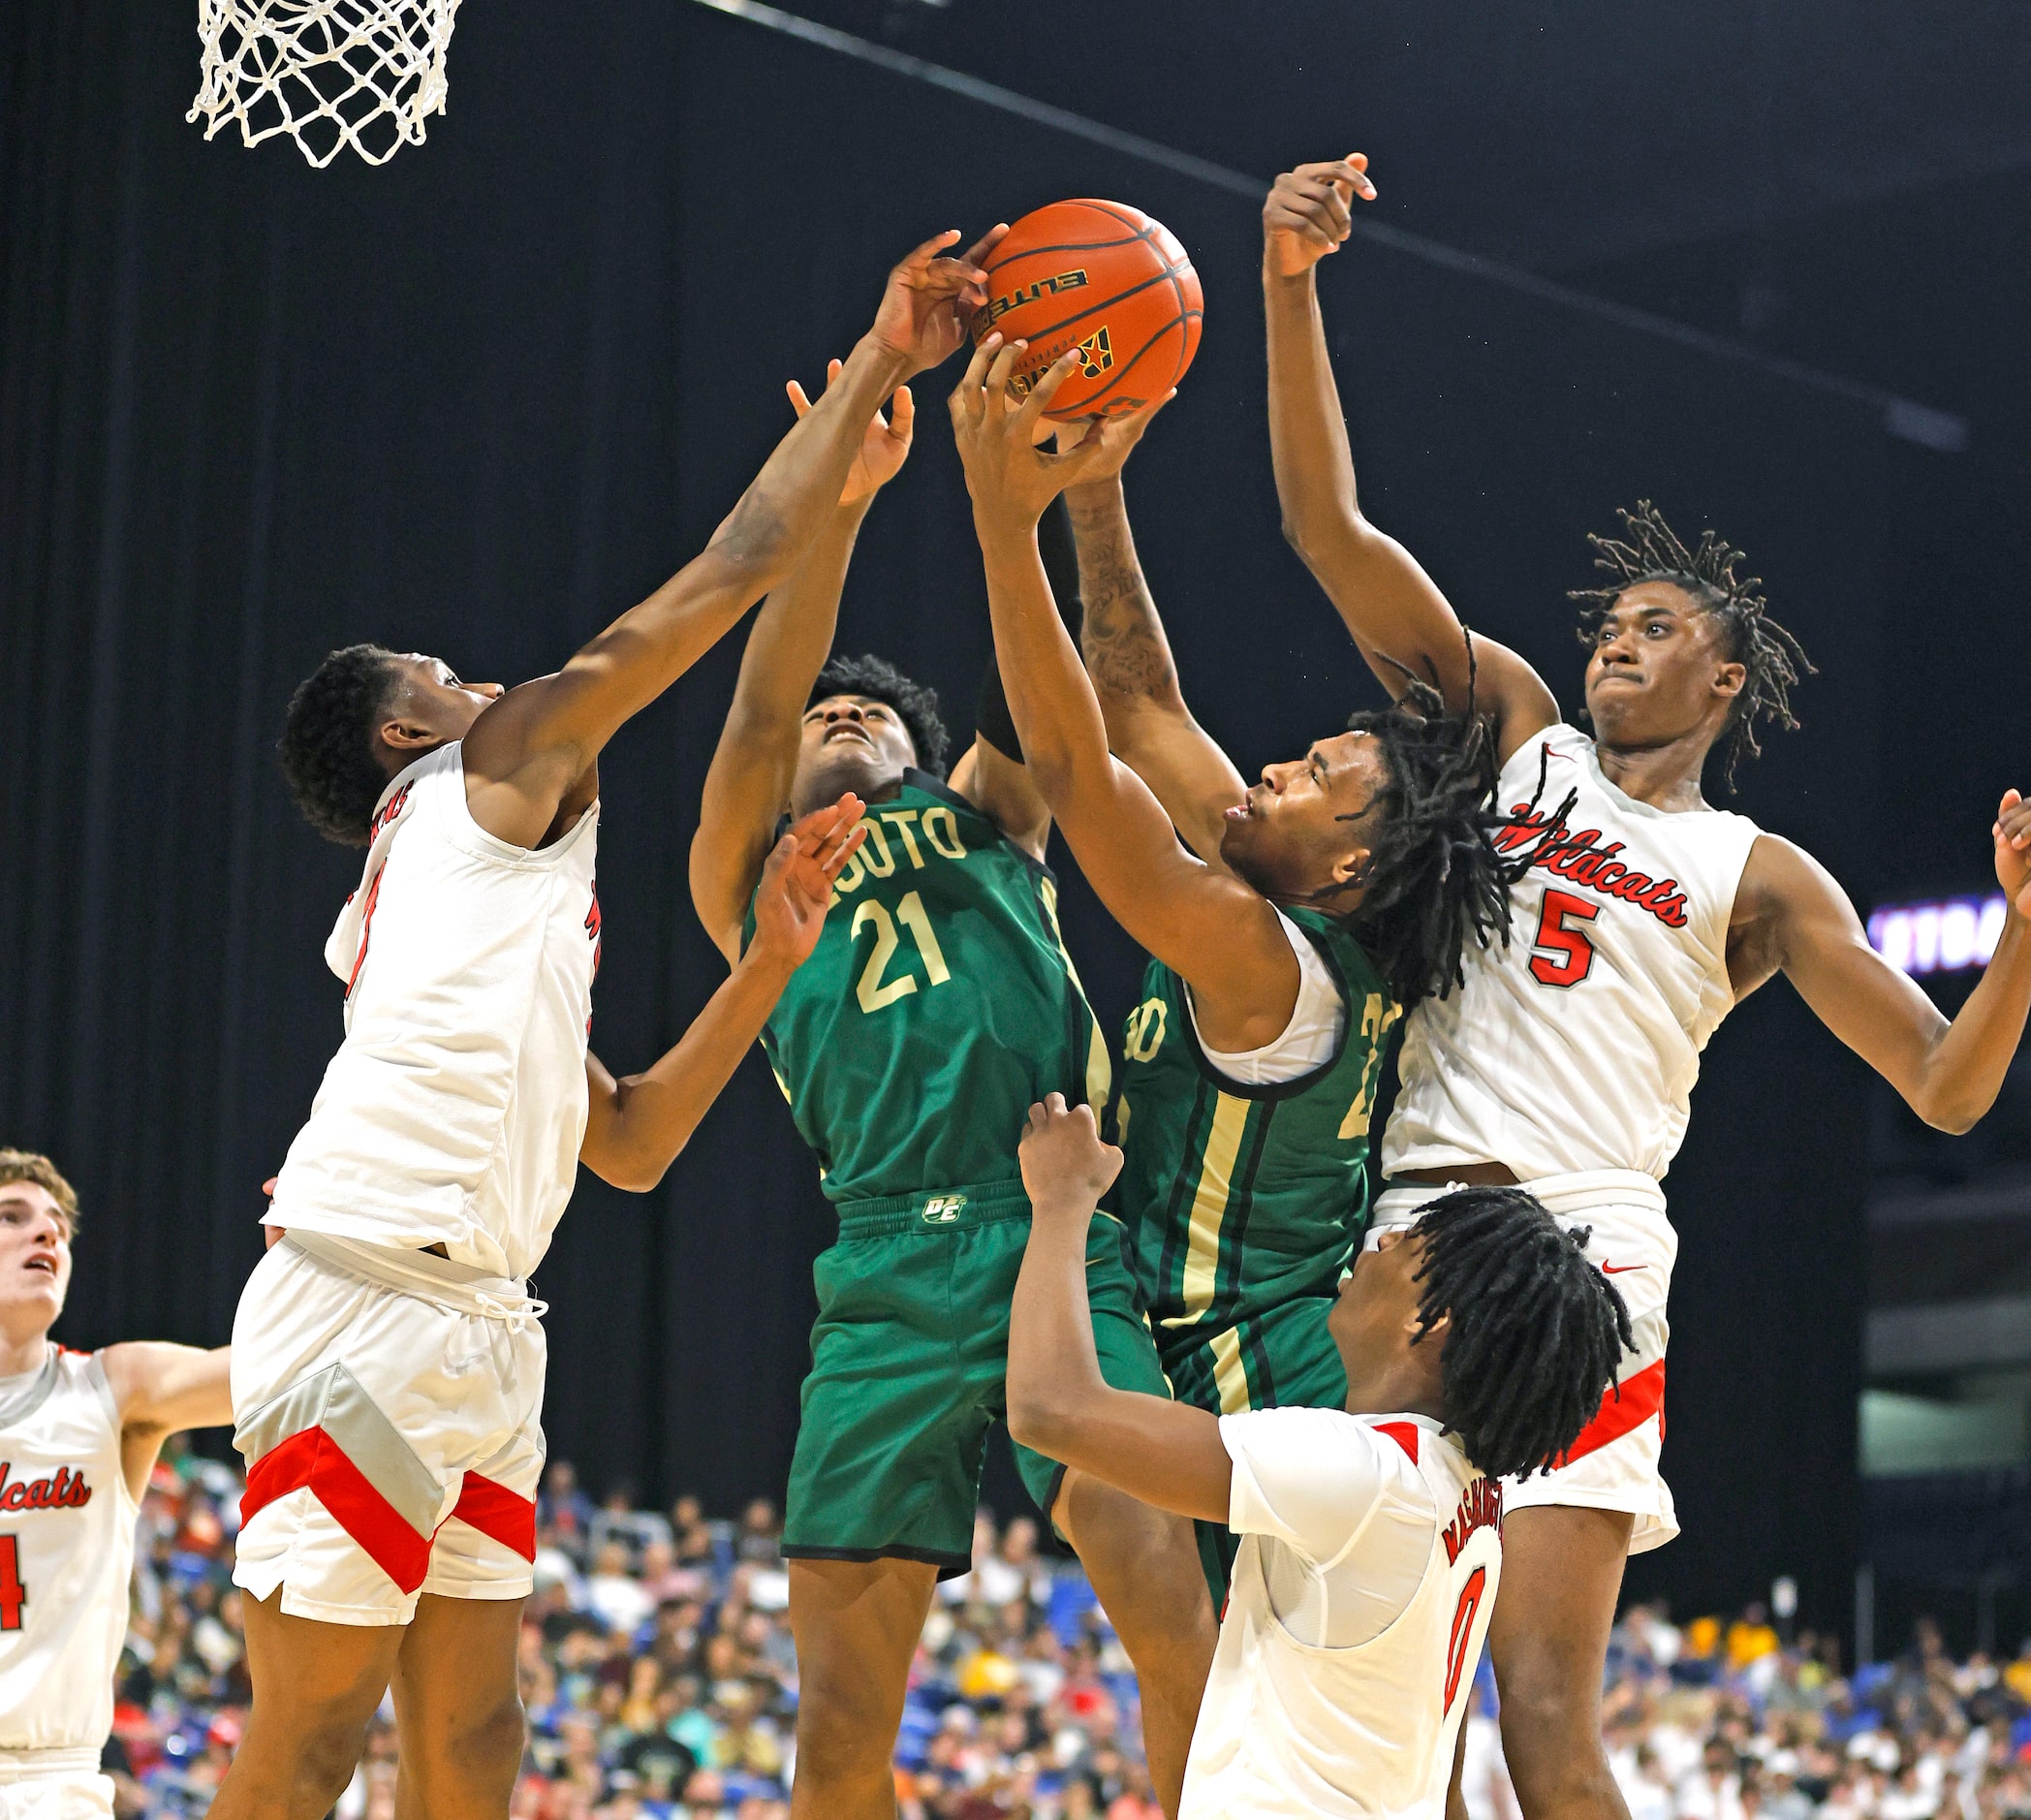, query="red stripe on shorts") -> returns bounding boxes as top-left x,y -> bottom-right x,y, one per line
1556,1358 -> 1667,1468
446,1470 -> 537,1562
242,1426 -> 433,1592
